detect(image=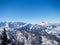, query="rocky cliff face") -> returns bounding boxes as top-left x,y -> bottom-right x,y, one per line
0,22 -> 60,45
